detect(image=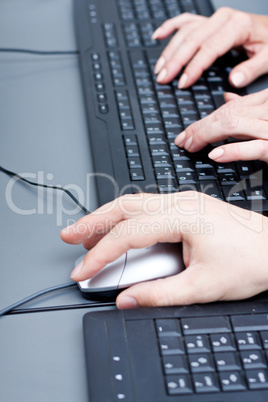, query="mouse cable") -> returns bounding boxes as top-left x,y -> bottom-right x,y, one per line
0,282 -> 77,317
0,166 -> 91,215
0,48 -> 79,56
